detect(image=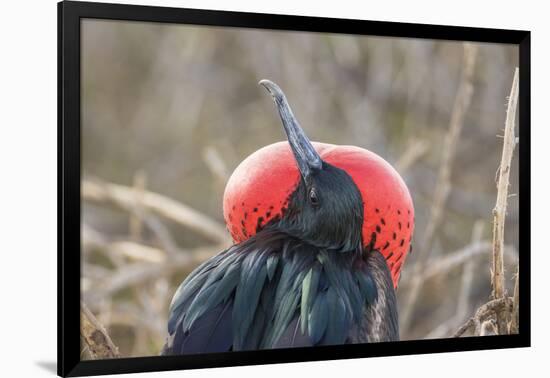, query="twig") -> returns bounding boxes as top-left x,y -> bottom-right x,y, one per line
452,68 -> 520,338
83,246 -> 219,303
401,43 -> 478,331
422,223 -> 503,340
402,241 -> 517,285
479,320 -> 497,336
457,221 -> 484,321
82,263 -> 110,280
83,222 -> 169,263
142,214 -> 180,257
421,242 -> 517,339
509,267 -> 520,333
109,241 -> 166,263
82,177 -> 230,245
453,298 -> 512,337
82,223 -> 106,254
129,170 -> 147,242
423,241 -> 489,278
491,67 -> 519,334
202,146 -> 230,183
395,138 -> 429,173
80,301 -> 120,359
422,42 -> 479,256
